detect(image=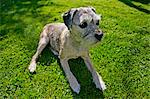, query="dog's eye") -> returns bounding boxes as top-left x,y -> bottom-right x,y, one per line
79,22 -> 87,28
96,20 -> 99,26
